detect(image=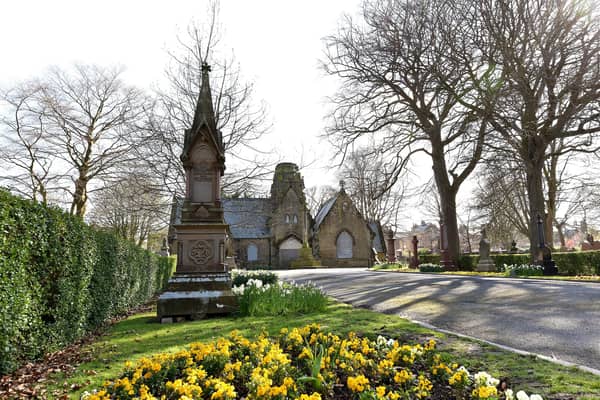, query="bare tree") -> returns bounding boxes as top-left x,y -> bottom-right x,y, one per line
338,148 -> 406,229
0,65 -> 144,216
305,184 -> 338,217
0,84 -> 64,203
39,65 -> 146,217
323,0 -> 490,265
139,1 -> 272,198
471,0 -> 600,255
474,155 -> 530,240
88,175 -> 169,246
